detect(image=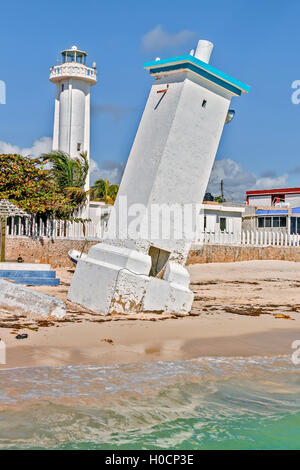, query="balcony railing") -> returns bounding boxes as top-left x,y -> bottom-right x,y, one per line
49,64 -> 97,83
